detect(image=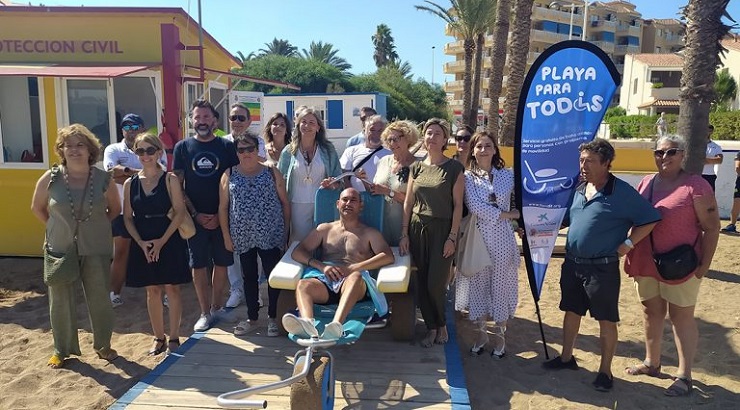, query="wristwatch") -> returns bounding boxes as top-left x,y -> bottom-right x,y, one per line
623,238 -> 634,249
388,190 -> 395,199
